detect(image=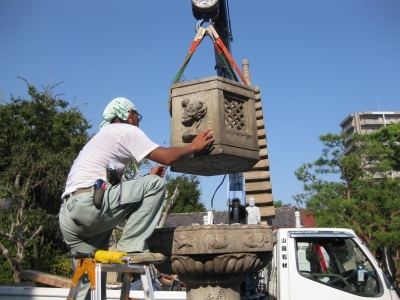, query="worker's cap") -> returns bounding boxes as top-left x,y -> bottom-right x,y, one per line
100,97 -> 137,129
